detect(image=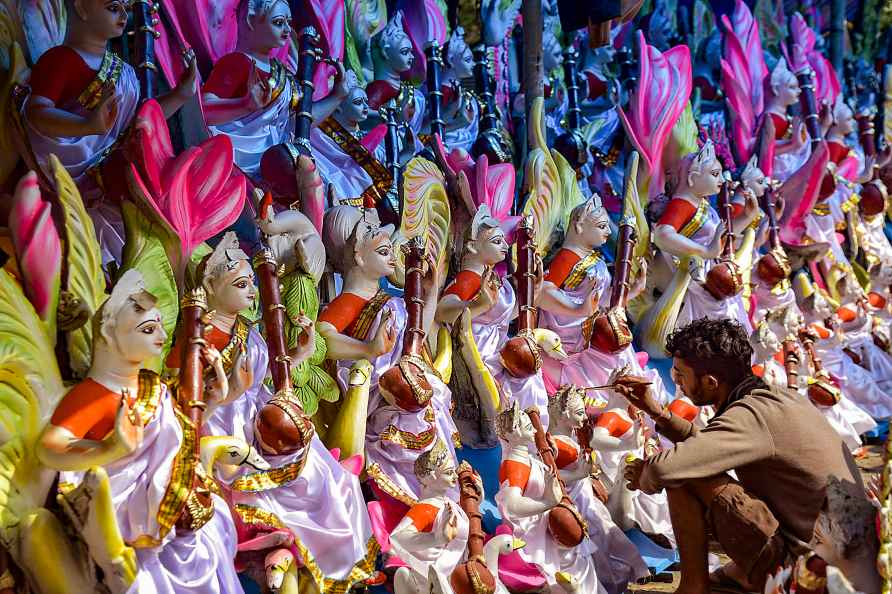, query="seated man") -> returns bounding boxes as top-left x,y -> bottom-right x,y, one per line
617,317 -> 865,594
